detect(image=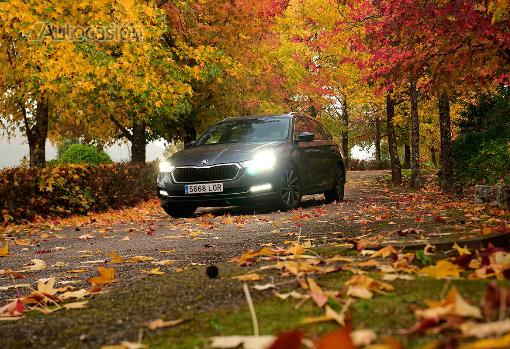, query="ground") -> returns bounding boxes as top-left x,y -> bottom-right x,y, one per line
1,171 -> 509,349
